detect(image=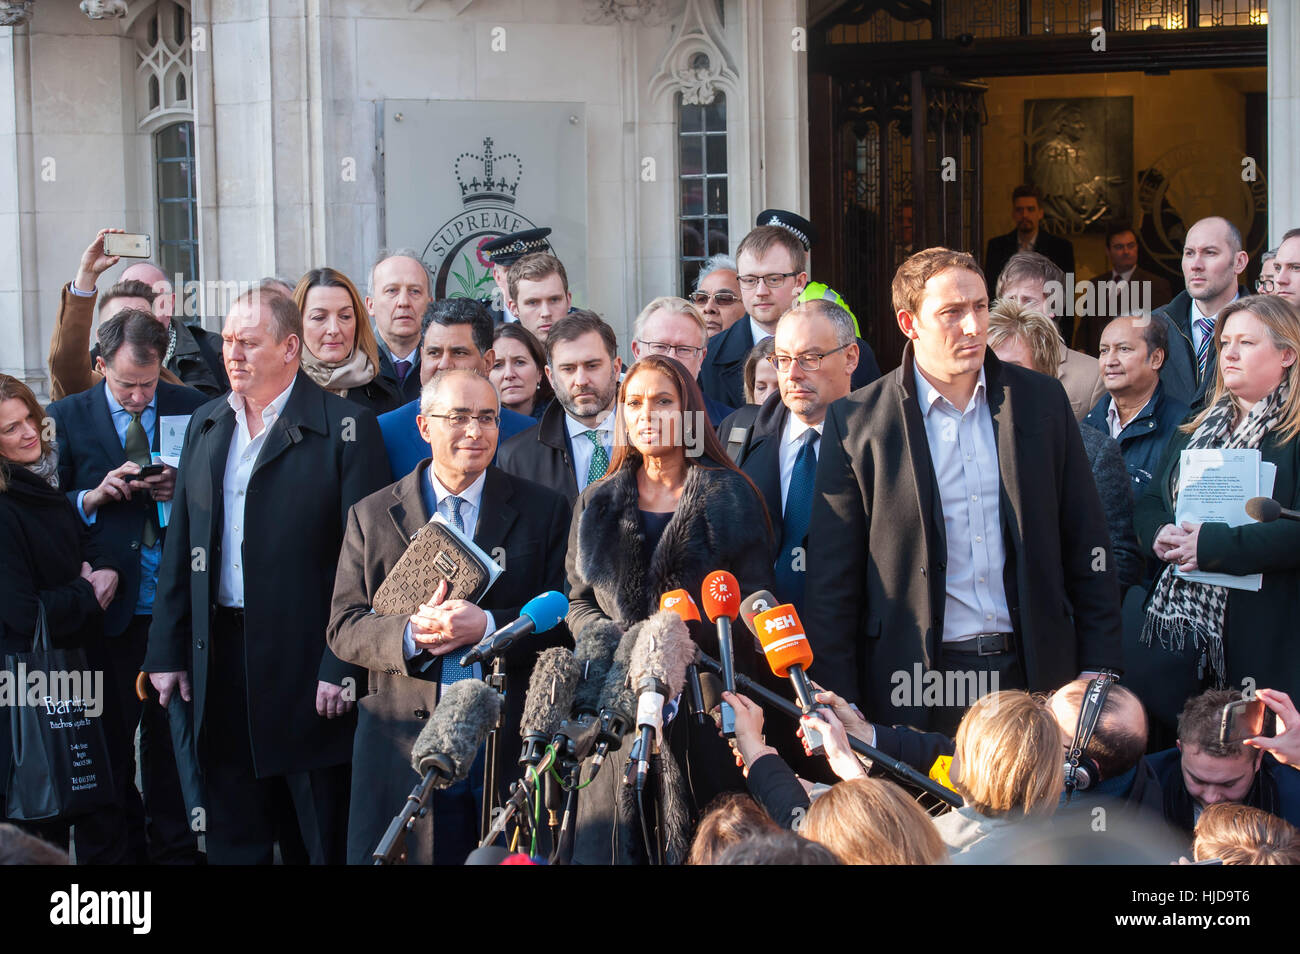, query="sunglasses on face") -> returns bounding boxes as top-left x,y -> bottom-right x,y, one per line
688,291 -> 741,307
